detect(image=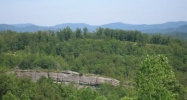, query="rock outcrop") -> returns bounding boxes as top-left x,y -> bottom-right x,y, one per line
14,70 -> 120,87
